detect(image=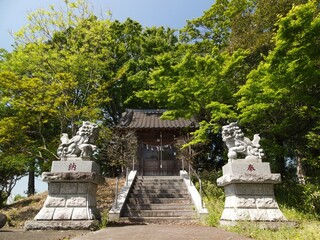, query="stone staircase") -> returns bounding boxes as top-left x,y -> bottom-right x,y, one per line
119,176 -> 198,223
